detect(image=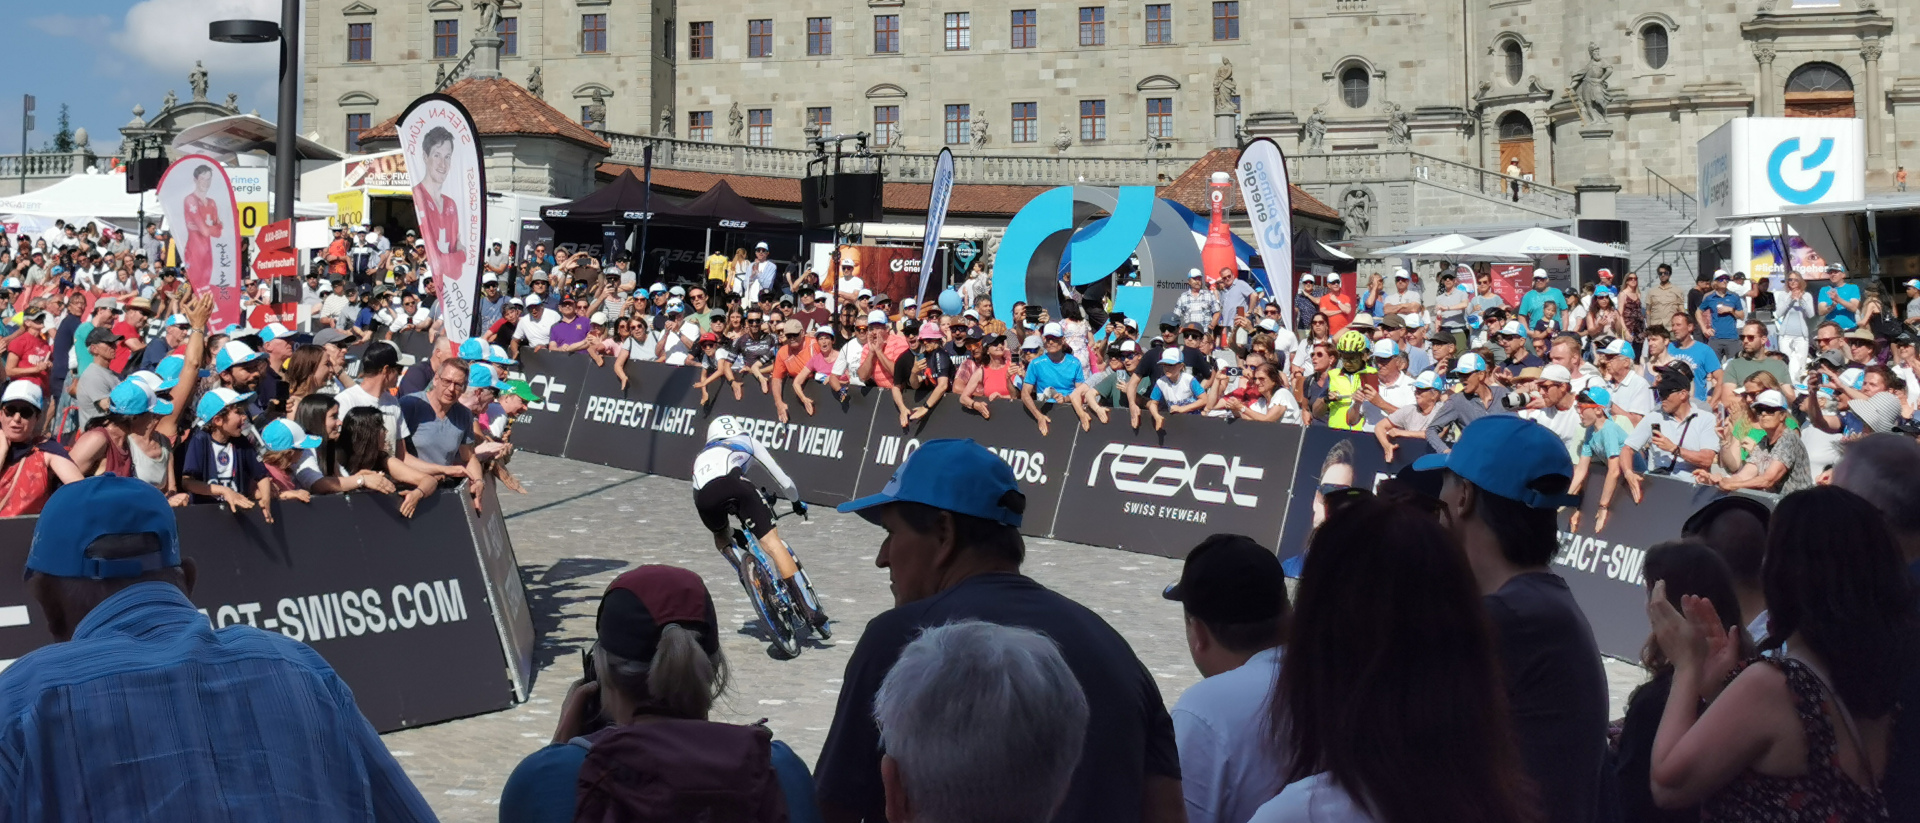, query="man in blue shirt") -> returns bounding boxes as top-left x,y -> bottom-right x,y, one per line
1695,271 -> 1745,361
1516,269 -> 1566,328
1664,312 -> 1723,403
0,476 -> 435,821
1818,265 -> 1862,330
1019,322 -> 1098,435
